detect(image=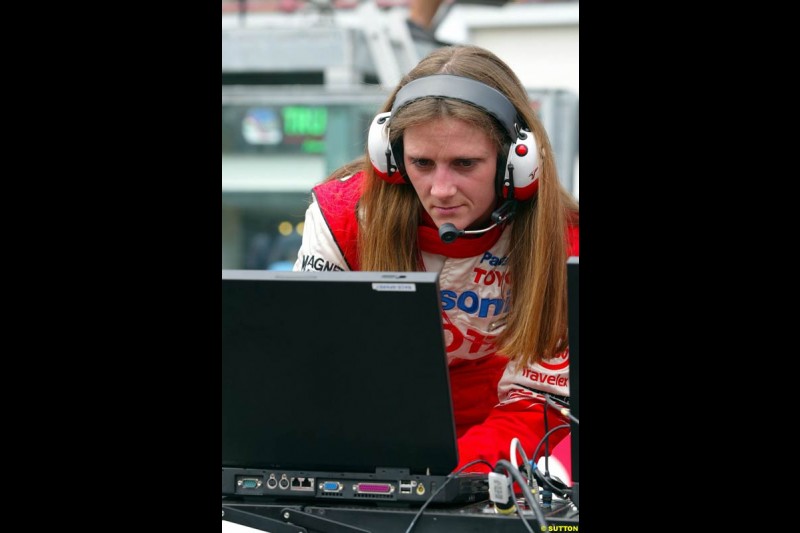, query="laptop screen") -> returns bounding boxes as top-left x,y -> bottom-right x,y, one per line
222,270 -> 459,476
567,257 -> 579,494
